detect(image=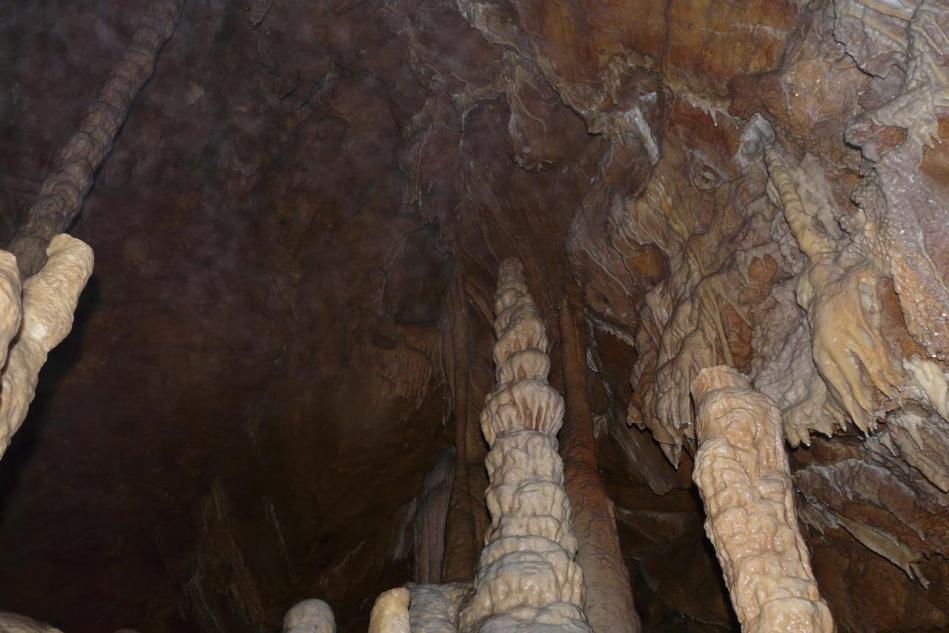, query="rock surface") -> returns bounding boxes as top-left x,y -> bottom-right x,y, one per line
0,0 -> 945,632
